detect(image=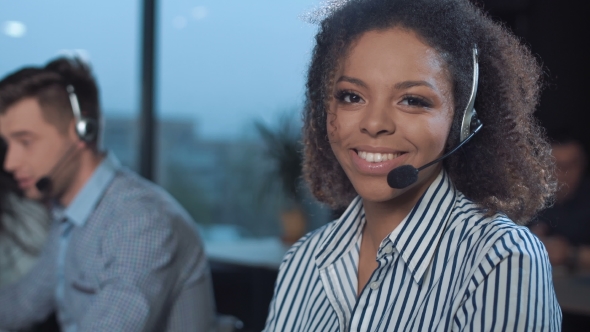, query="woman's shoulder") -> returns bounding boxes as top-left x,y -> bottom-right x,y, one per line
453,192 -> 532,233
451,193 -> 548,268
279,220 -> 339,268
